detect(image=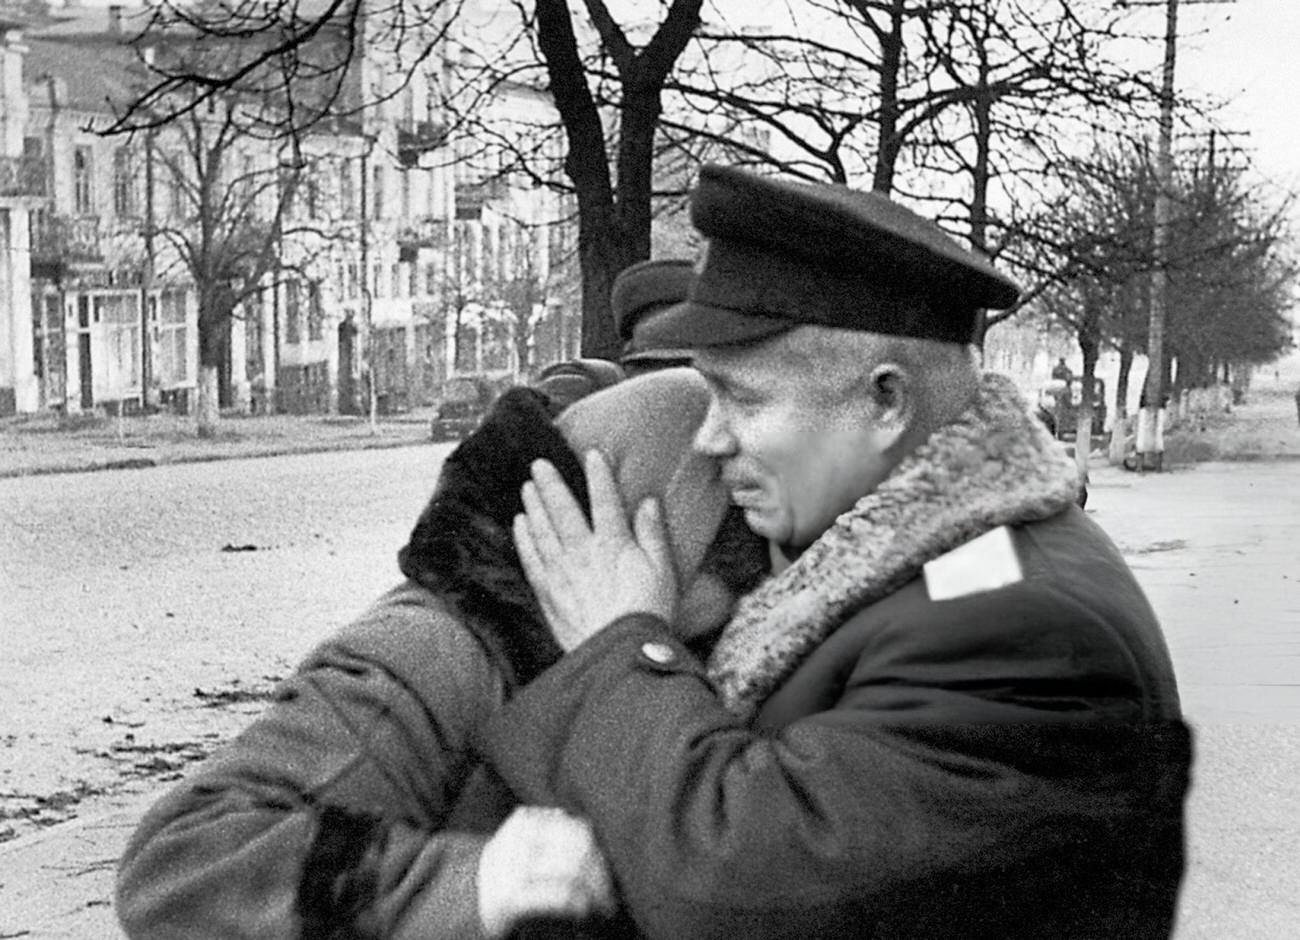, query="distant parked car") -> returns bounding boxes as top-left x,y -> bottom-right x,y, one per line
1037,376 -> 1107,440
430,375 -> 499,442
